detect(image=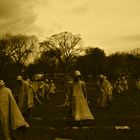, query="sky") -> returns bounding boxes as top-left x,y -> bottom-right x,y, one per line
0,0 -> 140,54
